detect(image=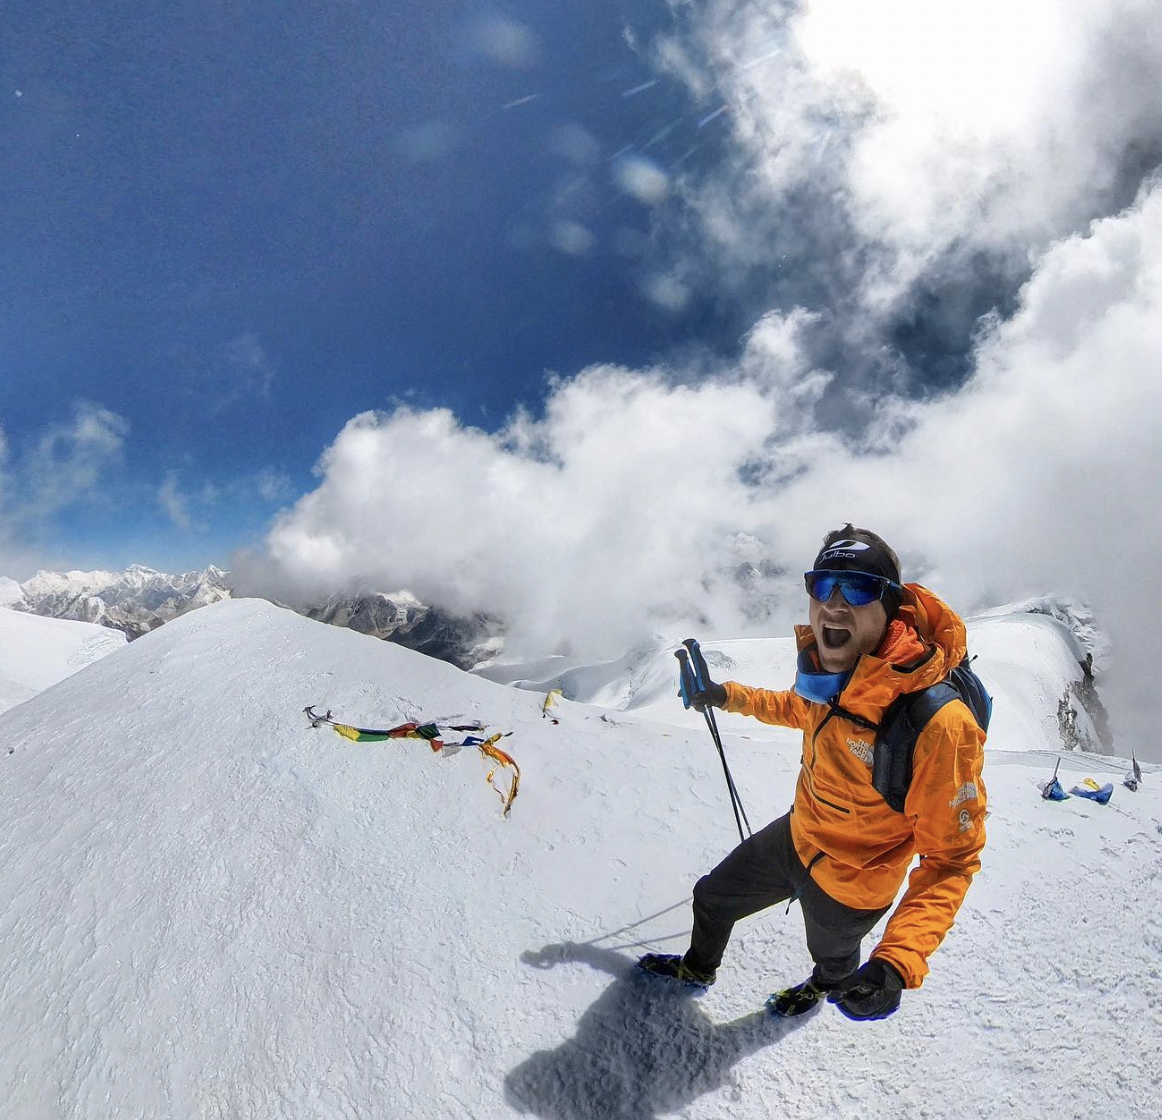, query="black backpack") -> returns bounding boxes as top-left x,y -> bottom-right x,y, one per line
870,659 -> 992,812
